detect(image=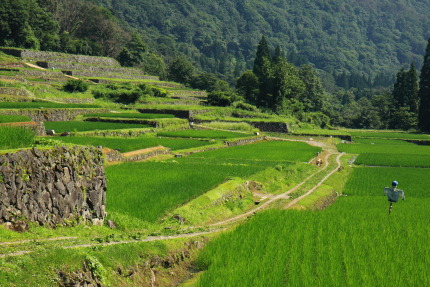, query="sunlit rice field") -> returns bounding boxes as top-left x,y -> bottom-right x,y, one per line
196,166 -> 430,286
